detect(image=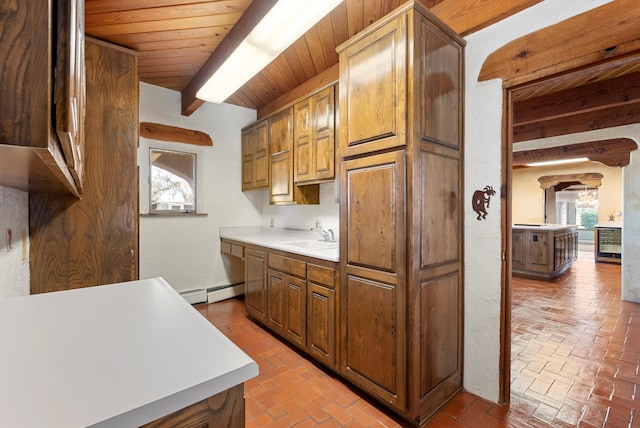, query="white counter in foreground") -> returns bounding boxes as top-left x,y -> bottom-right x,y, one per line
0,277 -> 258,428
220,226 -> 339,262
